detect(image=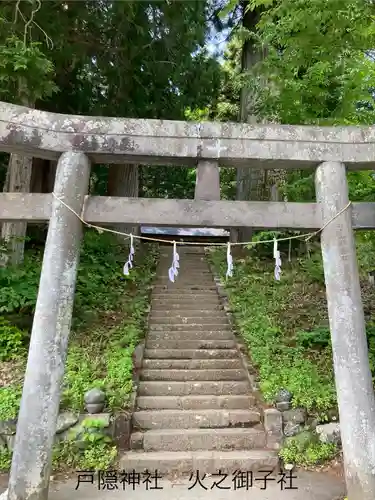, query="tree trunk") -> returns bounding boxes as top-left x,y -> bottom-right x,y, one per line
236,3 -> 265,242
30,159 -> 57,194
46,160 -> 58,193
1,154 -> 33,266
29,159 -> 57,244
107,164 -> 139,236
30,158 -> 47,193
1,82 -> 34,266
236,2 -> 286,241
